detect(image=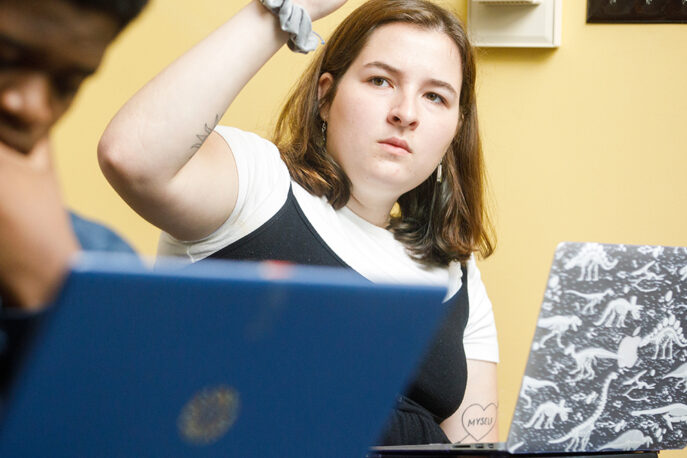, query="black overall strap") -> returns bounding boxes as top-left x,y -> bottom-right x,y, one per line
209,186 -> 349,268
